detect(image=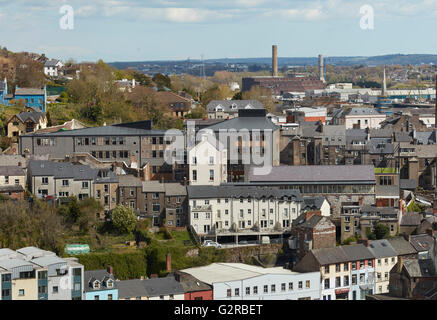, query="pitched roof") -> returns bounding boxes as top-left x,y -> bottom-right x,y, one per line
345,107 -> 382,116
400,213 -> 422,227
142,277 -> 185,297
164,183 -> 186,196
187,185 -> 303,201
375,185 -> 400,198
15,87 -> 45,96
84,270 -> 116,292
311,246 -> 350,265
142,181 -> 165,193
118,175 -> 142,187
409,234 -> 433,252
388,237 -> 417,256
0,166 -> 25,176
341,243 -> 375,261
248,165 -> 375,184
15,111 -> 45,124
403,259 -> 435,278
368,239 -> 397,258
400,179 -> 416,190
302,196 -> 326,211
205,112 -> 278,132
28,160 -> 99,180
116,279 -> 148,299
